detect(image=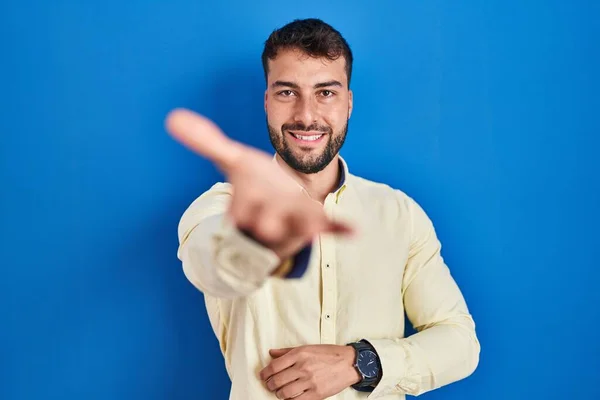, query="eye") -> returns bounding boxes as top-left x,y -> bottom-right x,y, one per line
319,90 -> 335,98
277,90 -> 295,97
